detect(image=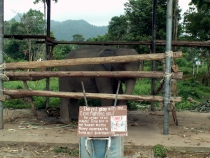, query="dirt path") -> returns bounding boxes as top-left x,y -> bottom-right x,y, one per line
0,109 -> 210,157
